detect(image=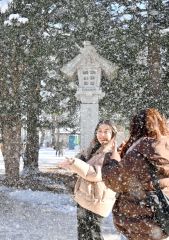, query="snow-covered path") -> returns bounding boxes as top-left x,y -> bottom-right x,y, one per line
0,187 -> 124,240
0,187 -> 77,240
